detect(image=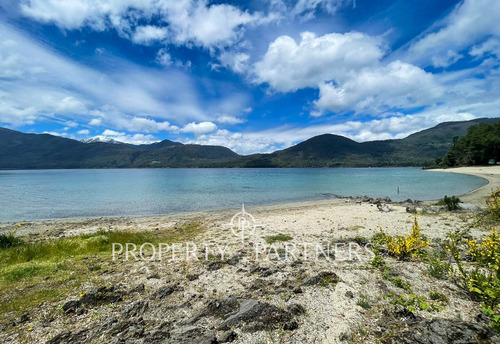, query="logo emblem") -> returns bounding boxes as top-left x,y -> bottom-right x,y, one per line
224,204 -> 263,242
